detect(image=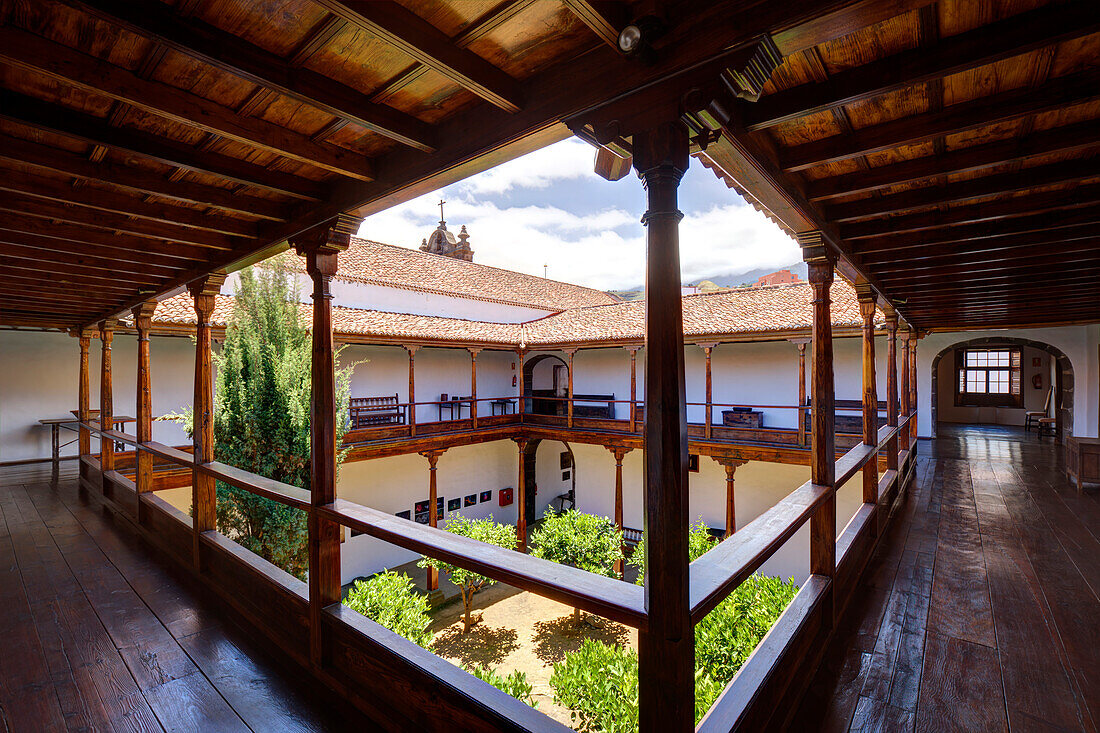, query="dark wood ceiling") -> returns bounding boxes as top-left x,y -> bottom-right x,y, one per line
0,0 -> 1096,333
